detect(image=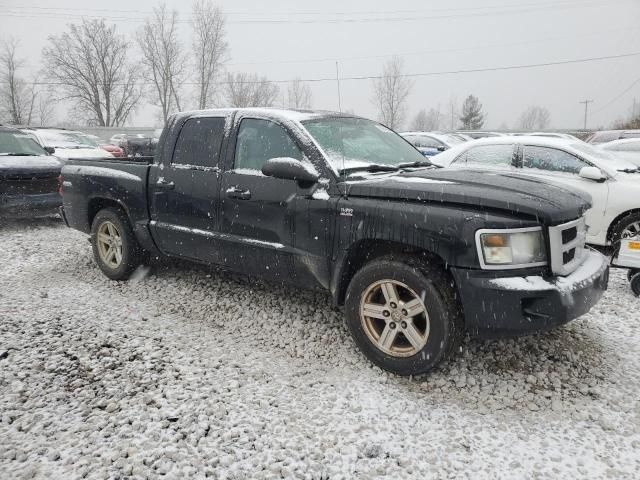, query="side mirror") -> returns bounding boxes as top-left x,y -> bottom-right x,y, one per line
262,157 -> 319,184
44,146 -> 55,155
437,145 -> 446,152
579,166 -> 606,182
